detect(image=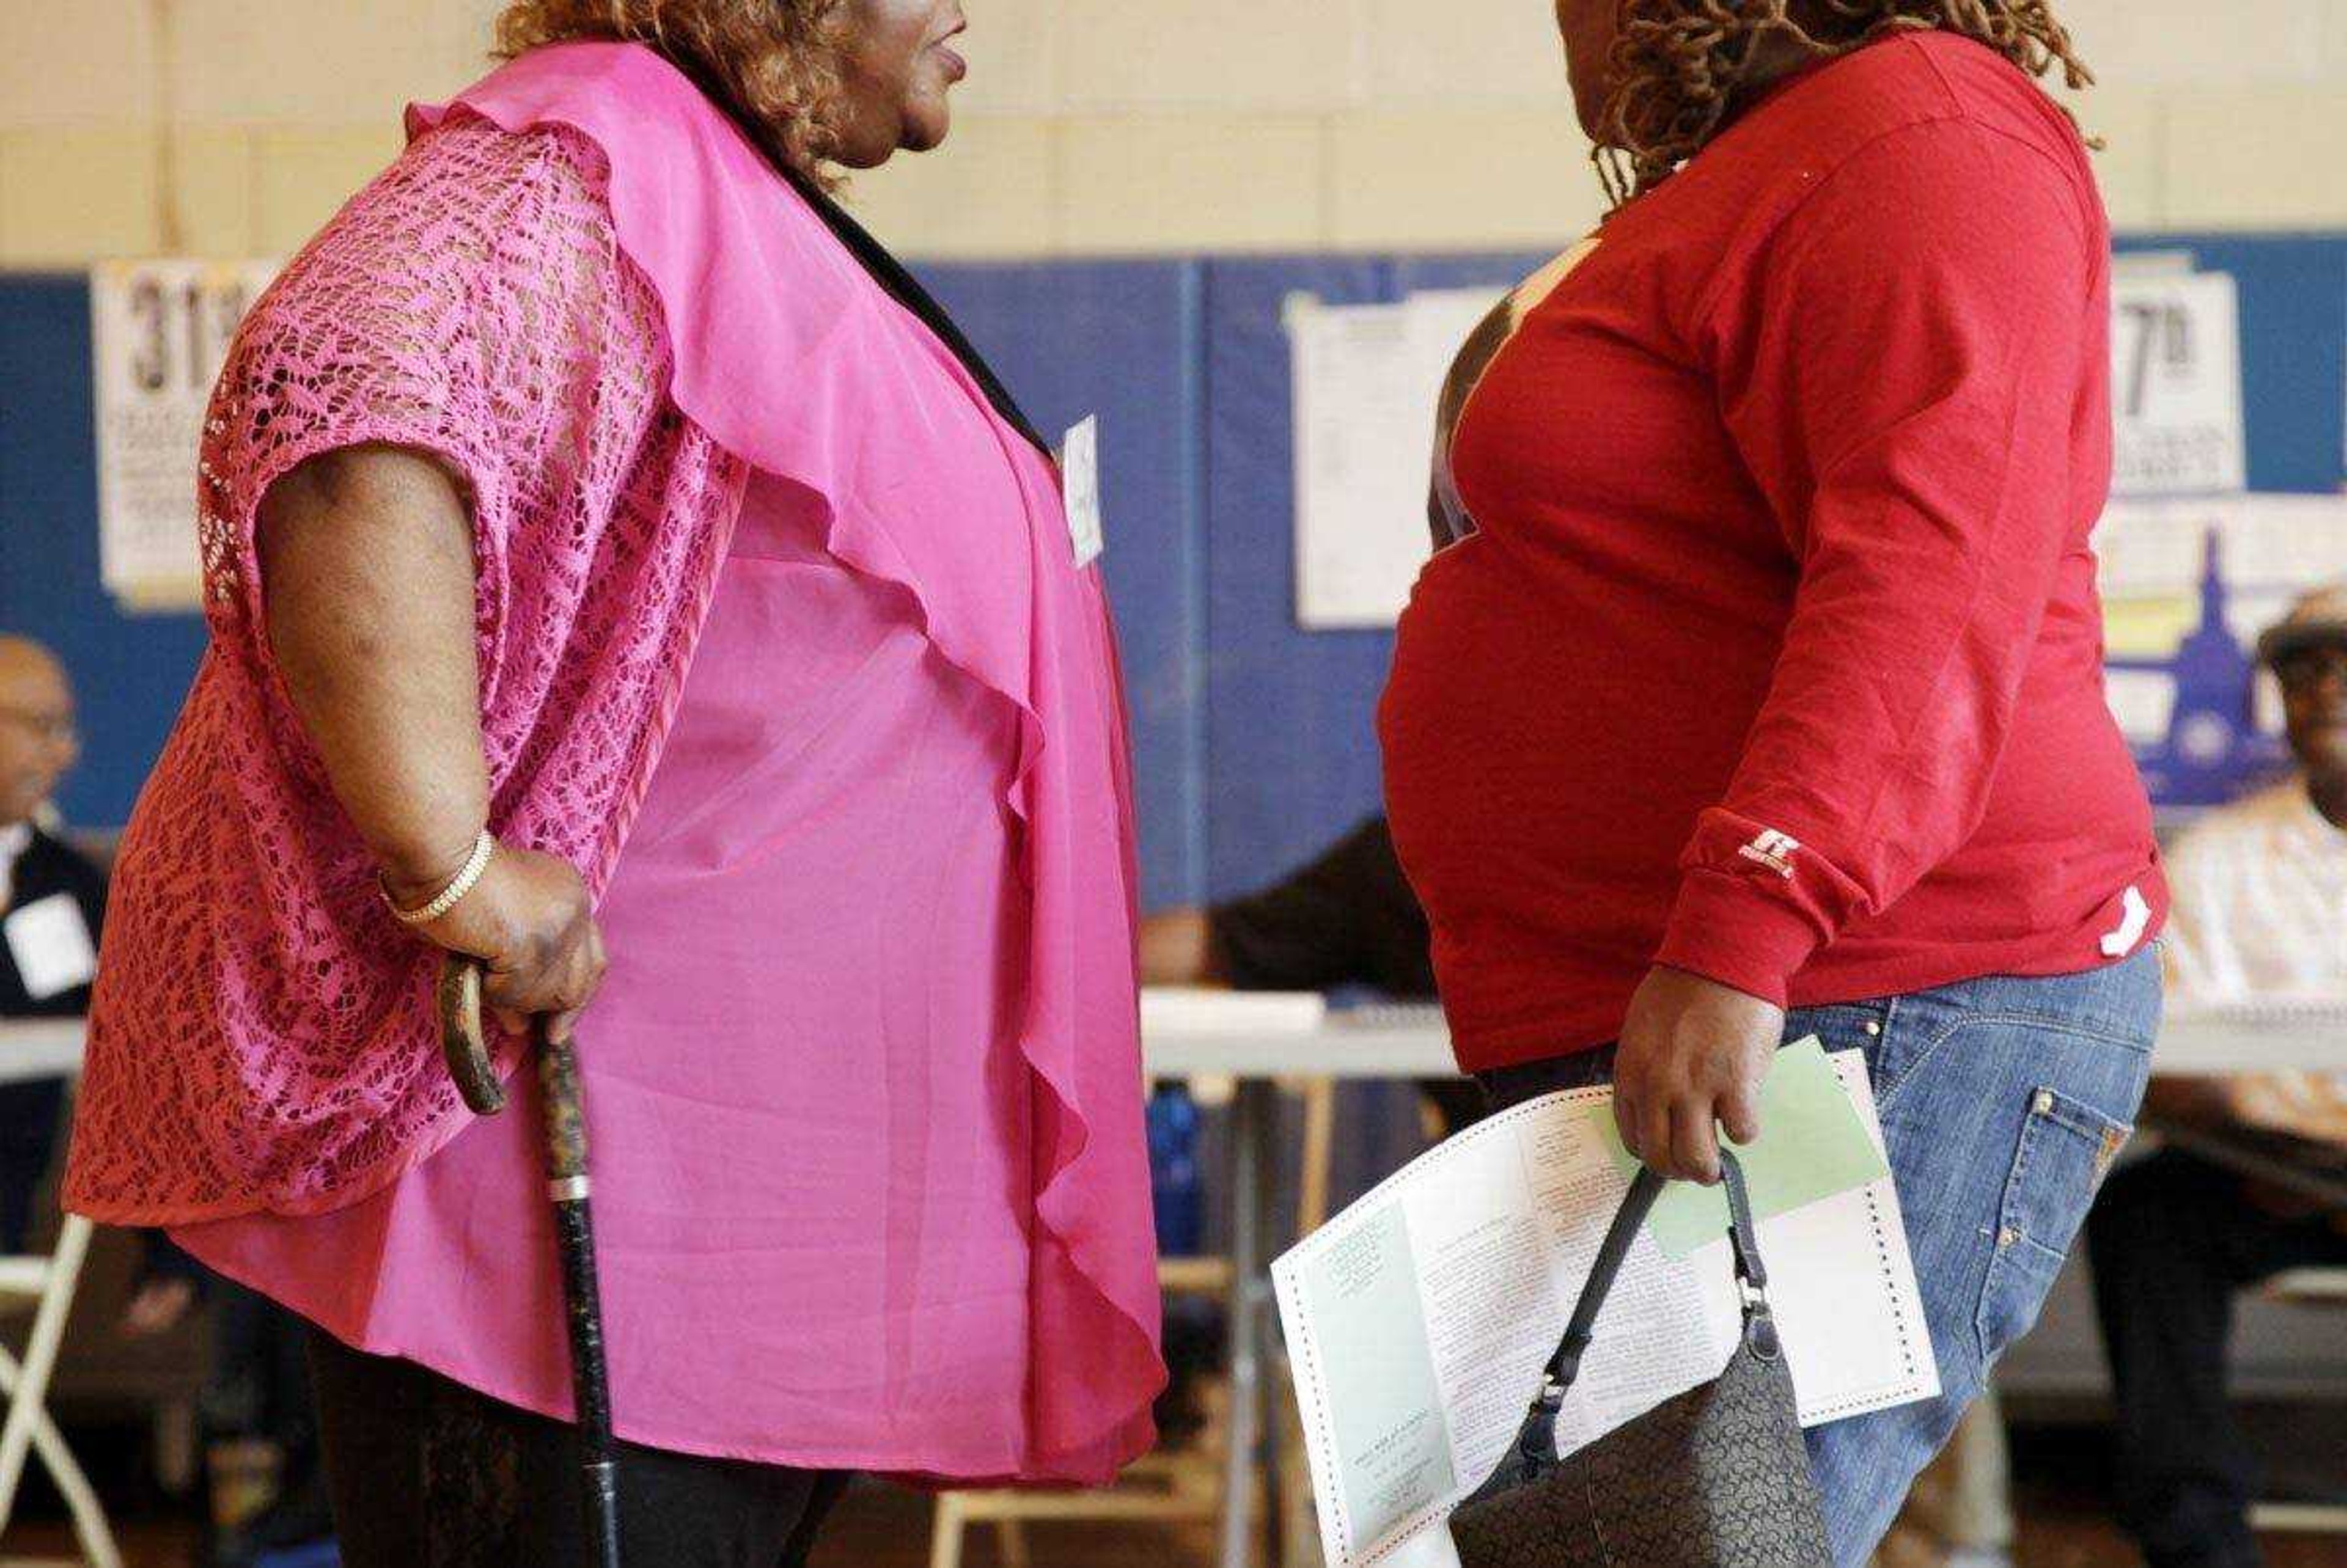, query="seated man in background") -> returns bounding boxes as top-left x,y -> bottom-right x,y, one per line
0,635 -> 103,1253
2088,582 -> 2347,1568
